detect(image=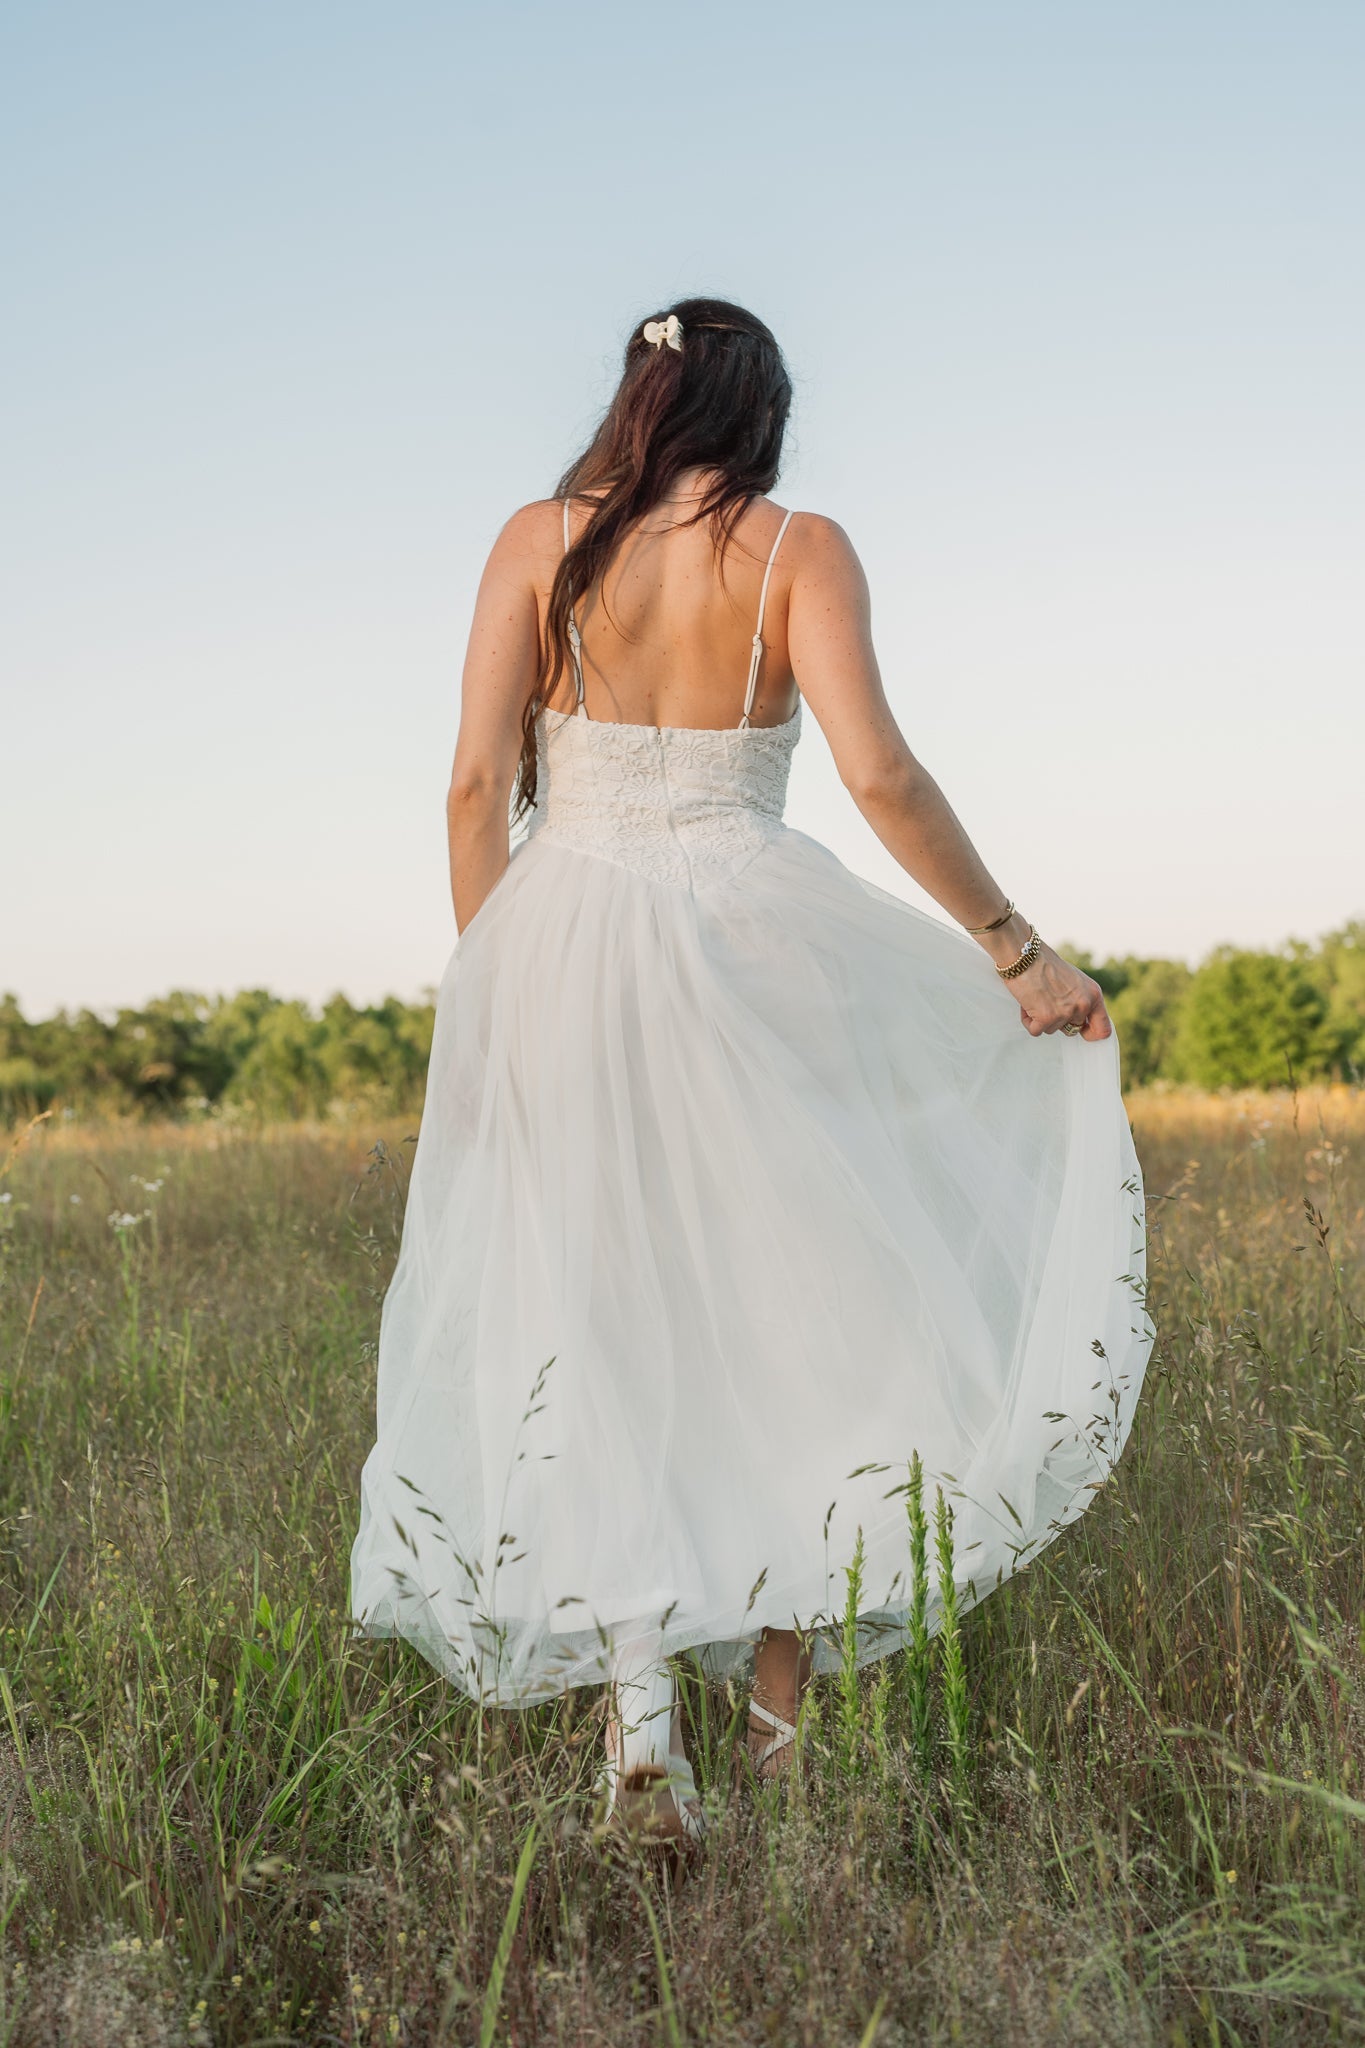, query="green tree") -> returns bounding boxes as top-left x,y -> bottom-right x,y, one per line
202,990 -> 286,1092
1315,922 -> 1365,1080
0,993 -> 52,1117
318,995 -> 435,1110
225,1001 -> 330,1118
1171,948 -> 1328,1090
111,992 -> 232,1109
1107,958 -> 1193,1087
